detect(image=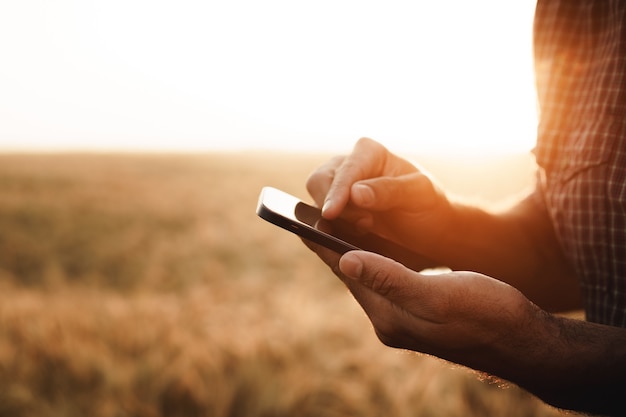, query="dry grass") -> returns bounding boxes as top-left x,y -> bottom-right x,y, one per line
0,152 -> 571,416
